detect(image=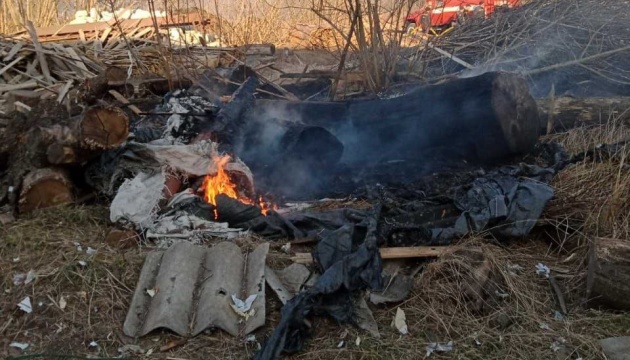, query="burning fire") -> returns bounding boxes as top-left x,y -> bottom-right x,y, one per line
201,155 -> 275,217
